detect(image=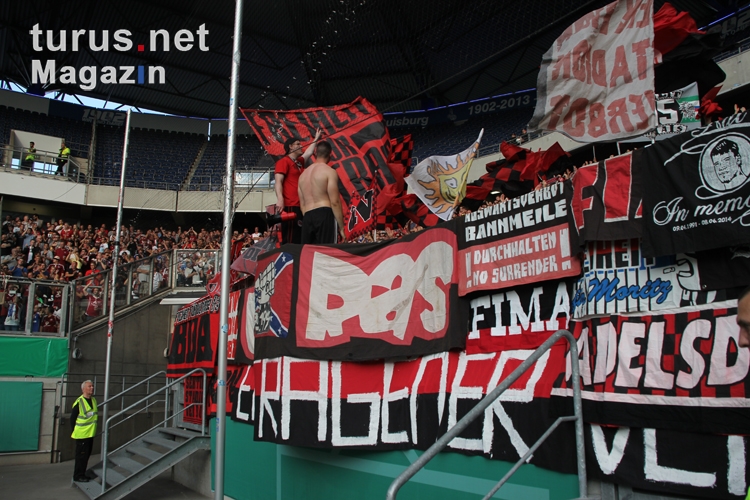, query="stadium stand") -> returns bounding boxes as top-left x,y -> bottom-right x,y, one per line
92,126 -> 204,190
0,105 -> 91,158
188,134 -> 267,190
393,106 -> 534,161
